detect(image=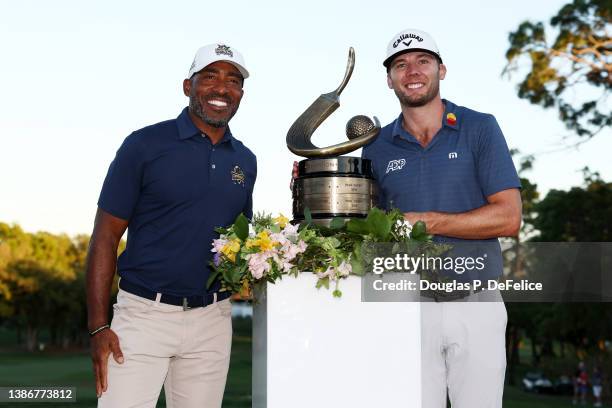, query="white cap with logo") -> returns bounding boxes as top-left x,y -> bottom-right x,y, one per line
187,43 -> 249,79
383,29 -> 442,68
